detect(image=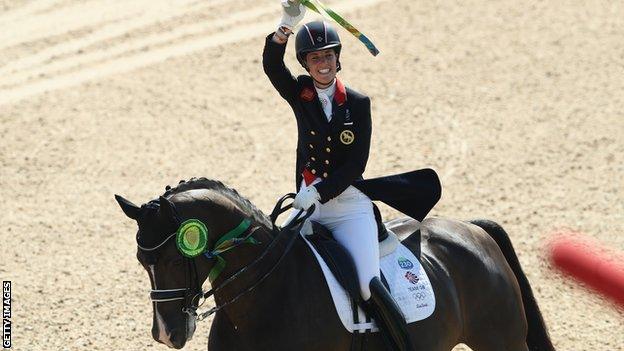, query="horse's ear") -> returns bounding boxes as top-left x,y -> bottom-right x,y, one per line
115,194 -> 140,220
158,196 -> 175,219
